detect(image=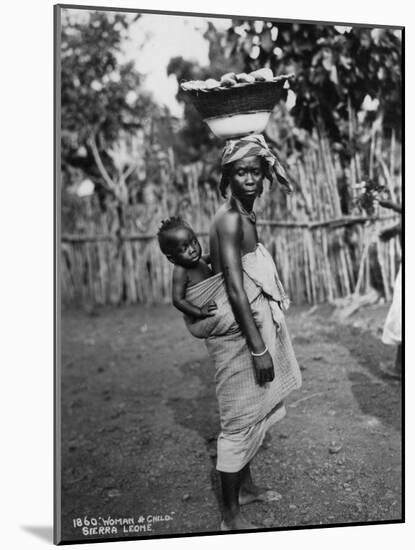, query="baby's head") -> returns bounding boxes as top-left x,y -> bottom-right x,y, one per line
157,216 -> 202,268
